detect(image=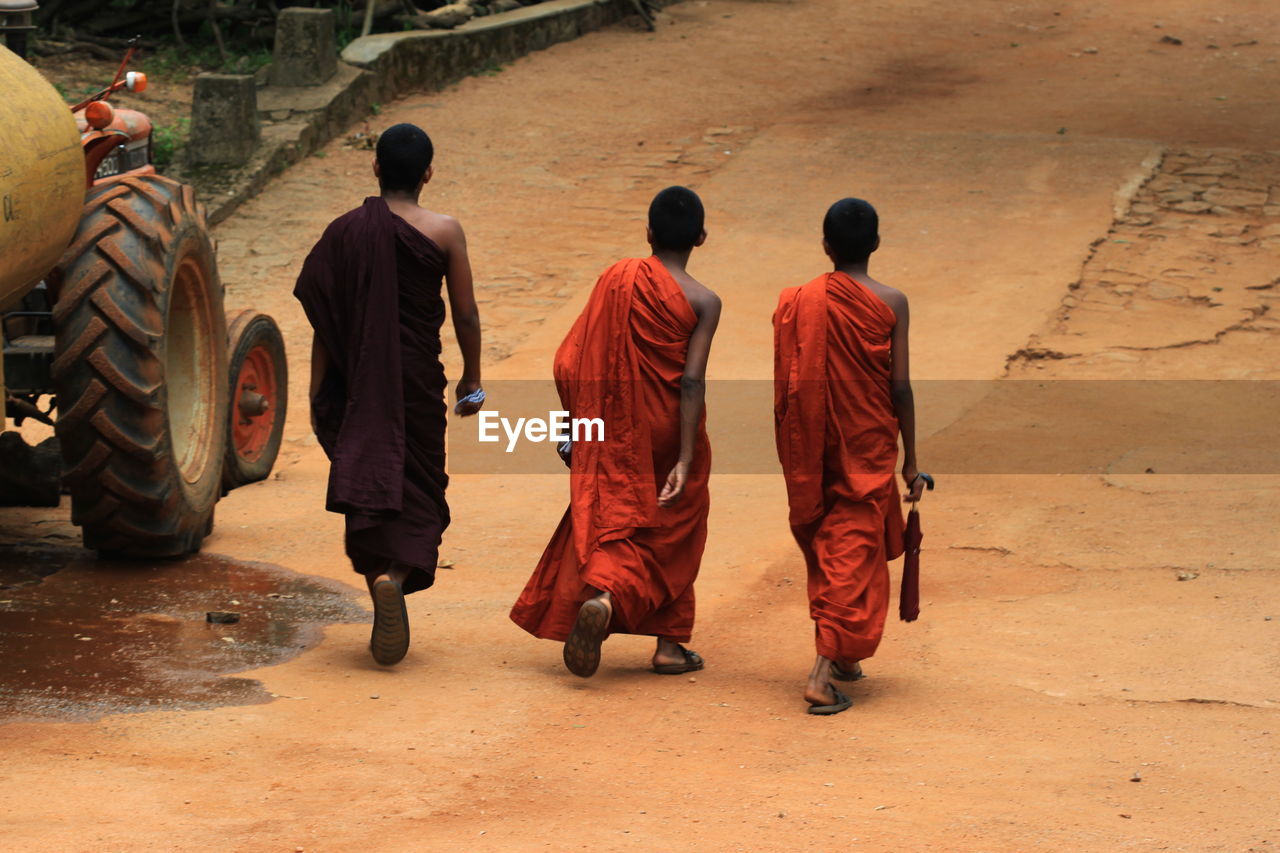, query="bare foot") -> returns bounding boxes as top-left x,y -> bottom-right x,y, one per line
652,638 -> 704,673
803,655 -> 855,714
652,638 -> 688,668
831,660 -> 865,681
804,655 -> 839,706
364,562 -> 411,597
